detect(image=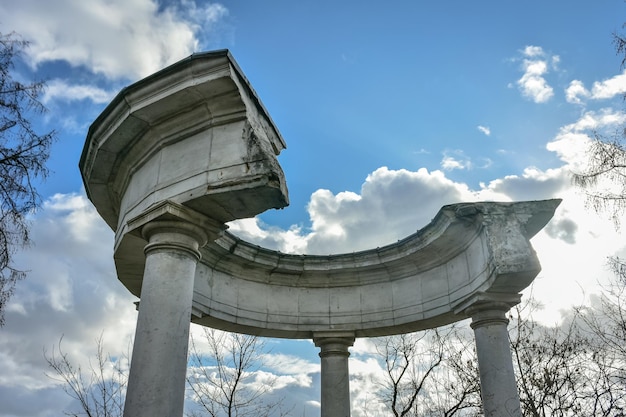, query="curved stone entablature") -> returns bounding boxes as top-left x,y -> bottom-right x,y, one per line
79,50 -> 289,254
190,199 -> 560,338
